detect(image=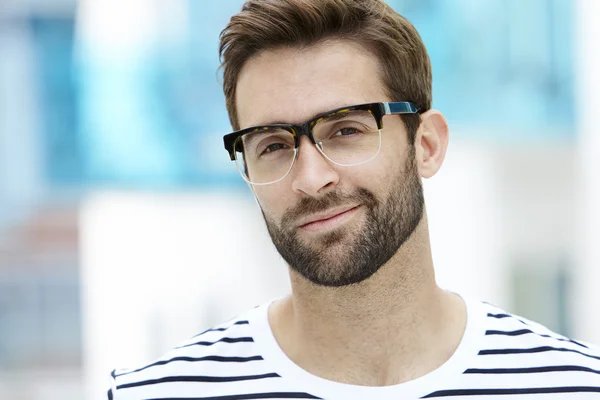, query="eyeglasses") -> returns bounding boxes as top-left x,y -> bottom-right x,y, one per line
223,101 -> 418,185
